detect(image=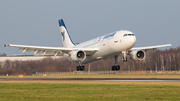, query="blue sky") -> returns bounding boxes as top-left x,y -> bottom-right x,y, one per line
0,0 -> 179,55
